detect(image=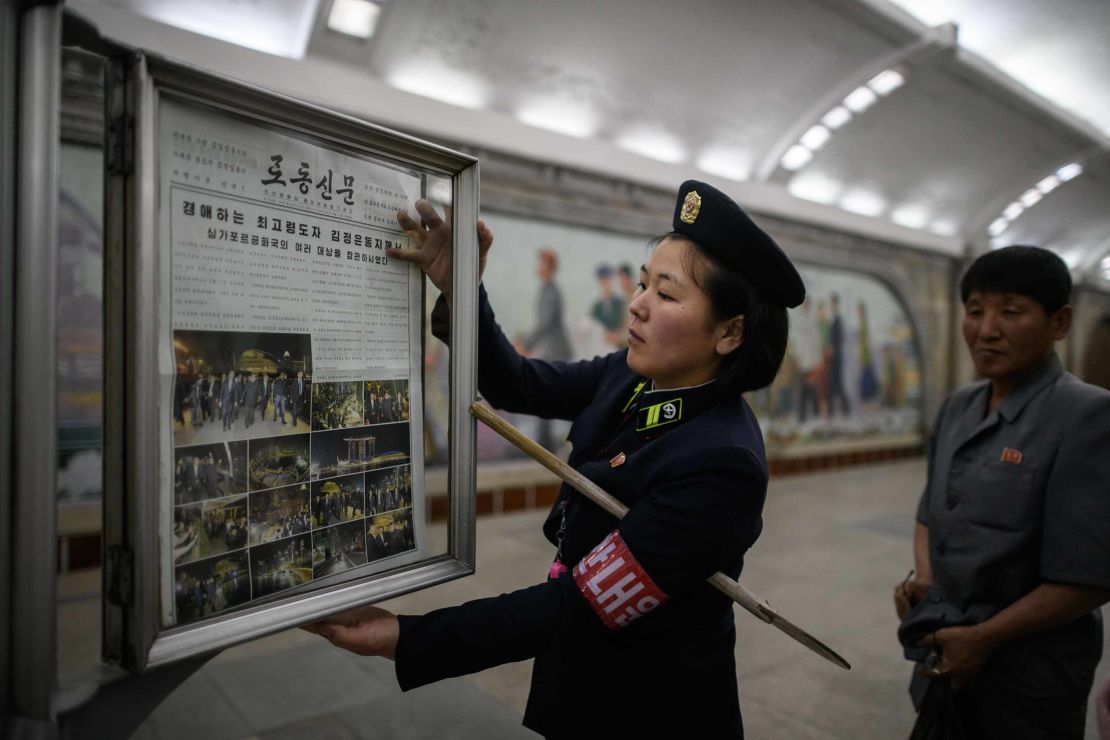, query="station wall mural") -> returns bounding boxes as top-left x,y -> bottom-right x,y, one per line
422,211 -> 924,464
